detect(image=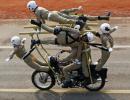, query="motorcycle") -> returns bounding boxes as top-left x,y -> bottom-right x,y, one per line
23,42 -> 108,91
